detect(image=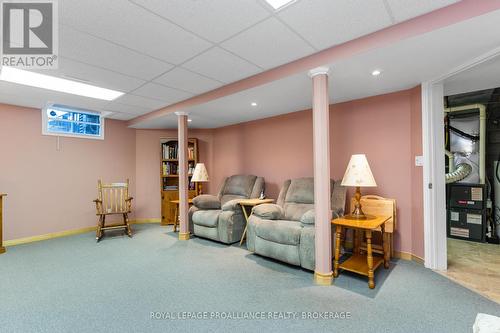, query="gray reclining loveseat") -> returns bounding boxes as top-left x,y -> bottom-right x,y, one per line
189,175 -> 264,244
247,177 -> 346,270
